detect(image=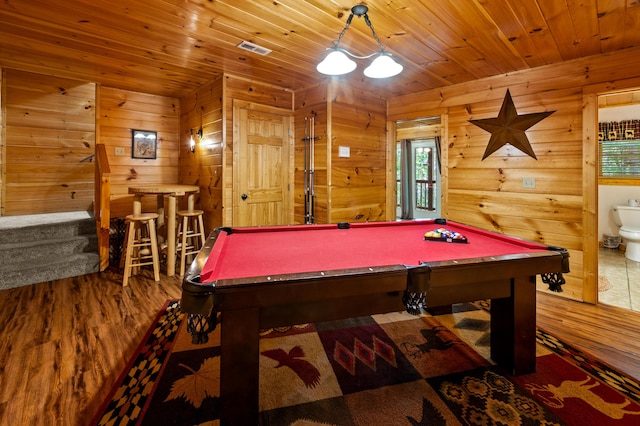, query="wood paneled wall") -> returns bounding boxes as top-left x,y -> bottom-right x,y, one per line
2,69 -> 95,216
181,74 -> 389,229
179,77 -> 224,233
294,83 -> 328,224
388,45 -> 640,303
1,69 -> 185,220
179,75 -> 294,231
293,81 -> 388,225
327,82 -> 388,223
99,87 -> 180,218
